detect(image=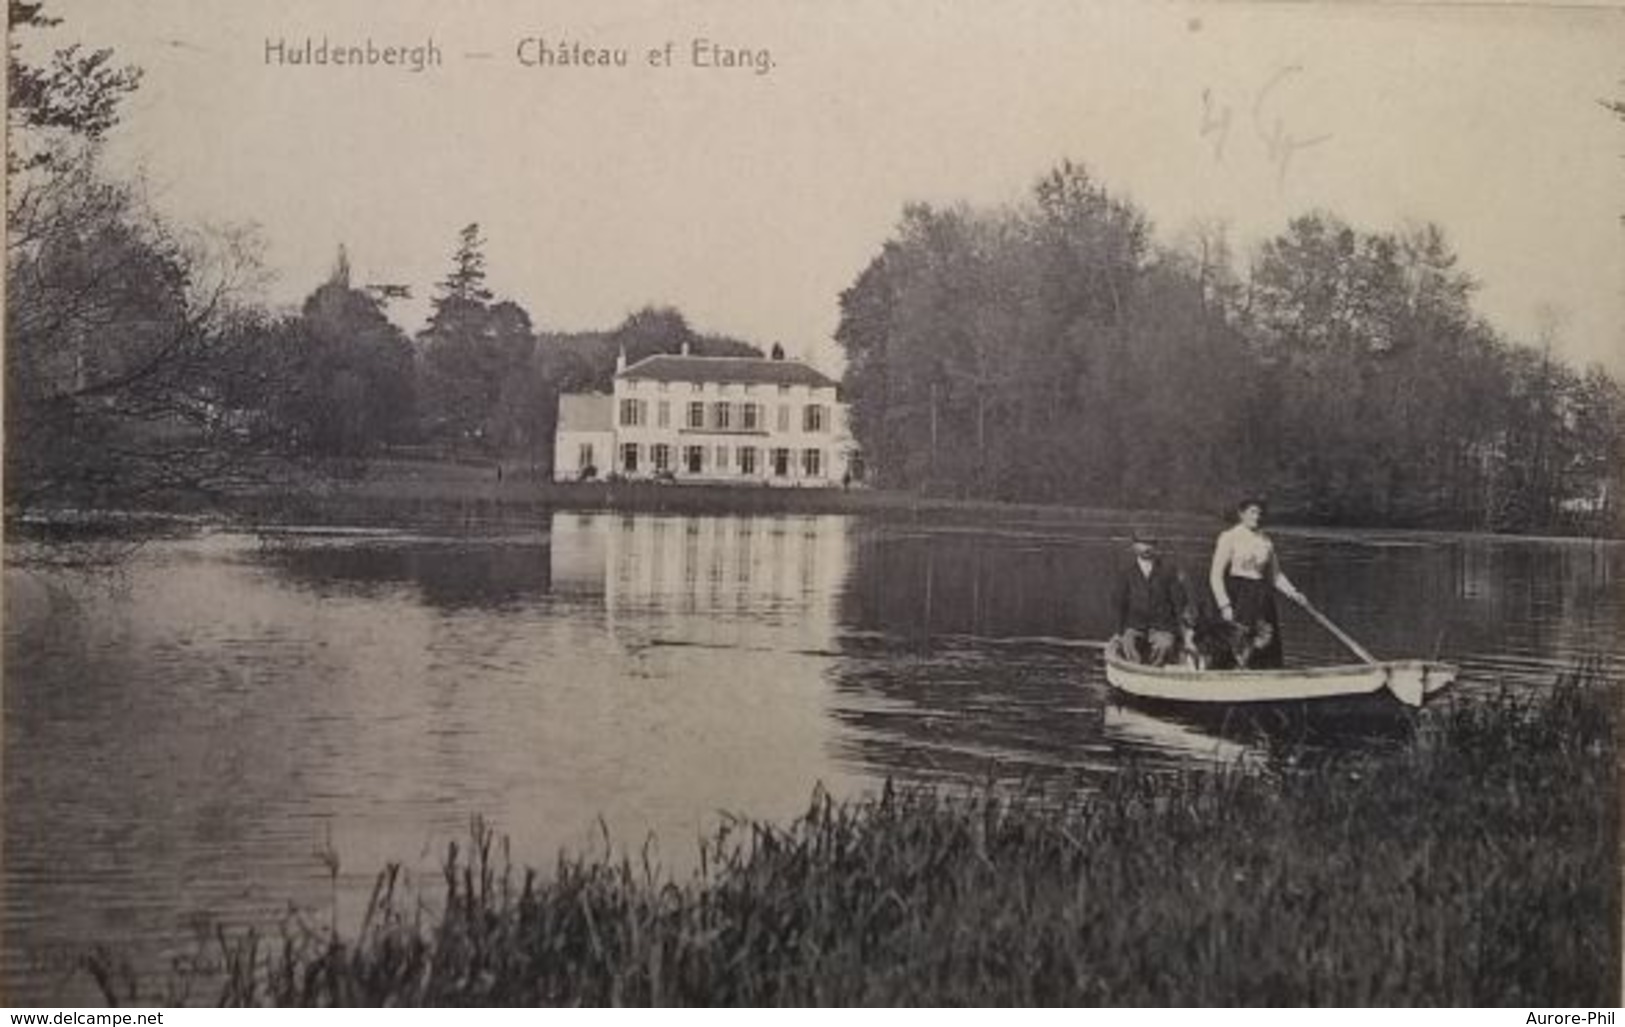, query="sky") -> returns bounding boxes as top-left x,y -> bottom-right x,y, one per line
29,0 -> 1625,375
